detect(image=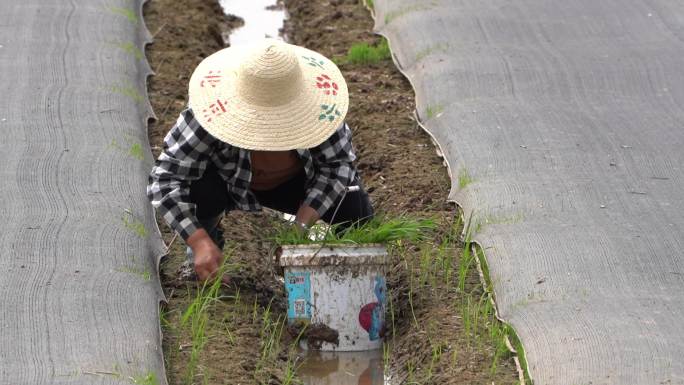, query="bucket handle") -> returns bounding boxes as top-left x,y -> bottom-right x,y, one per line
314,185 -> 359,254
